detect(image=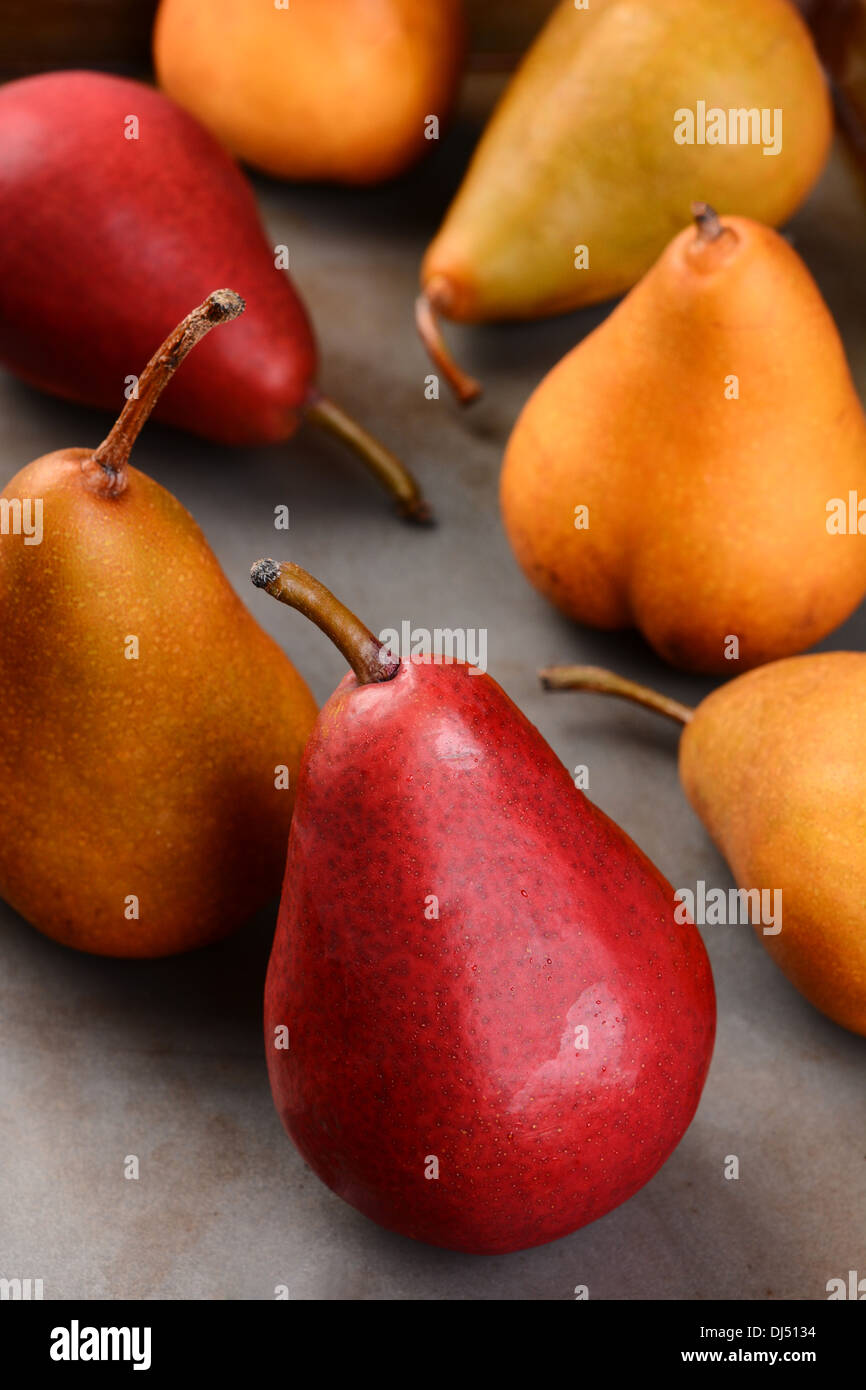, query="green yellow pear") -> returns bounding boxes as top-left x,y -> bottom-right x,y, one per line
501,208 -> 866,675
540,656 -> 866,1037
418,0 -> 831,399
0,292 -> 317,957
